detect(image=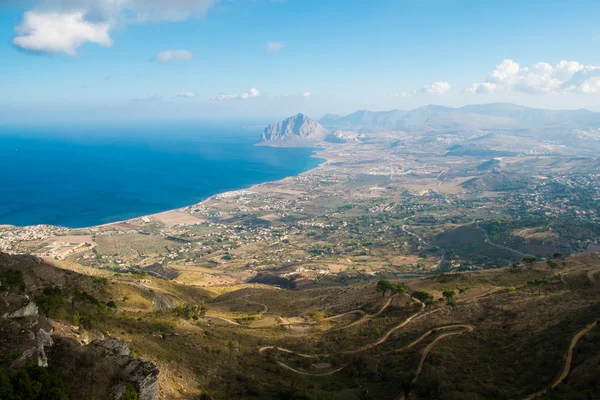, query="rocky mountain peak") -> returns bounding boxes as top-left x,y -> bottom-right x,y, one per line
260,113 -> 329,147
